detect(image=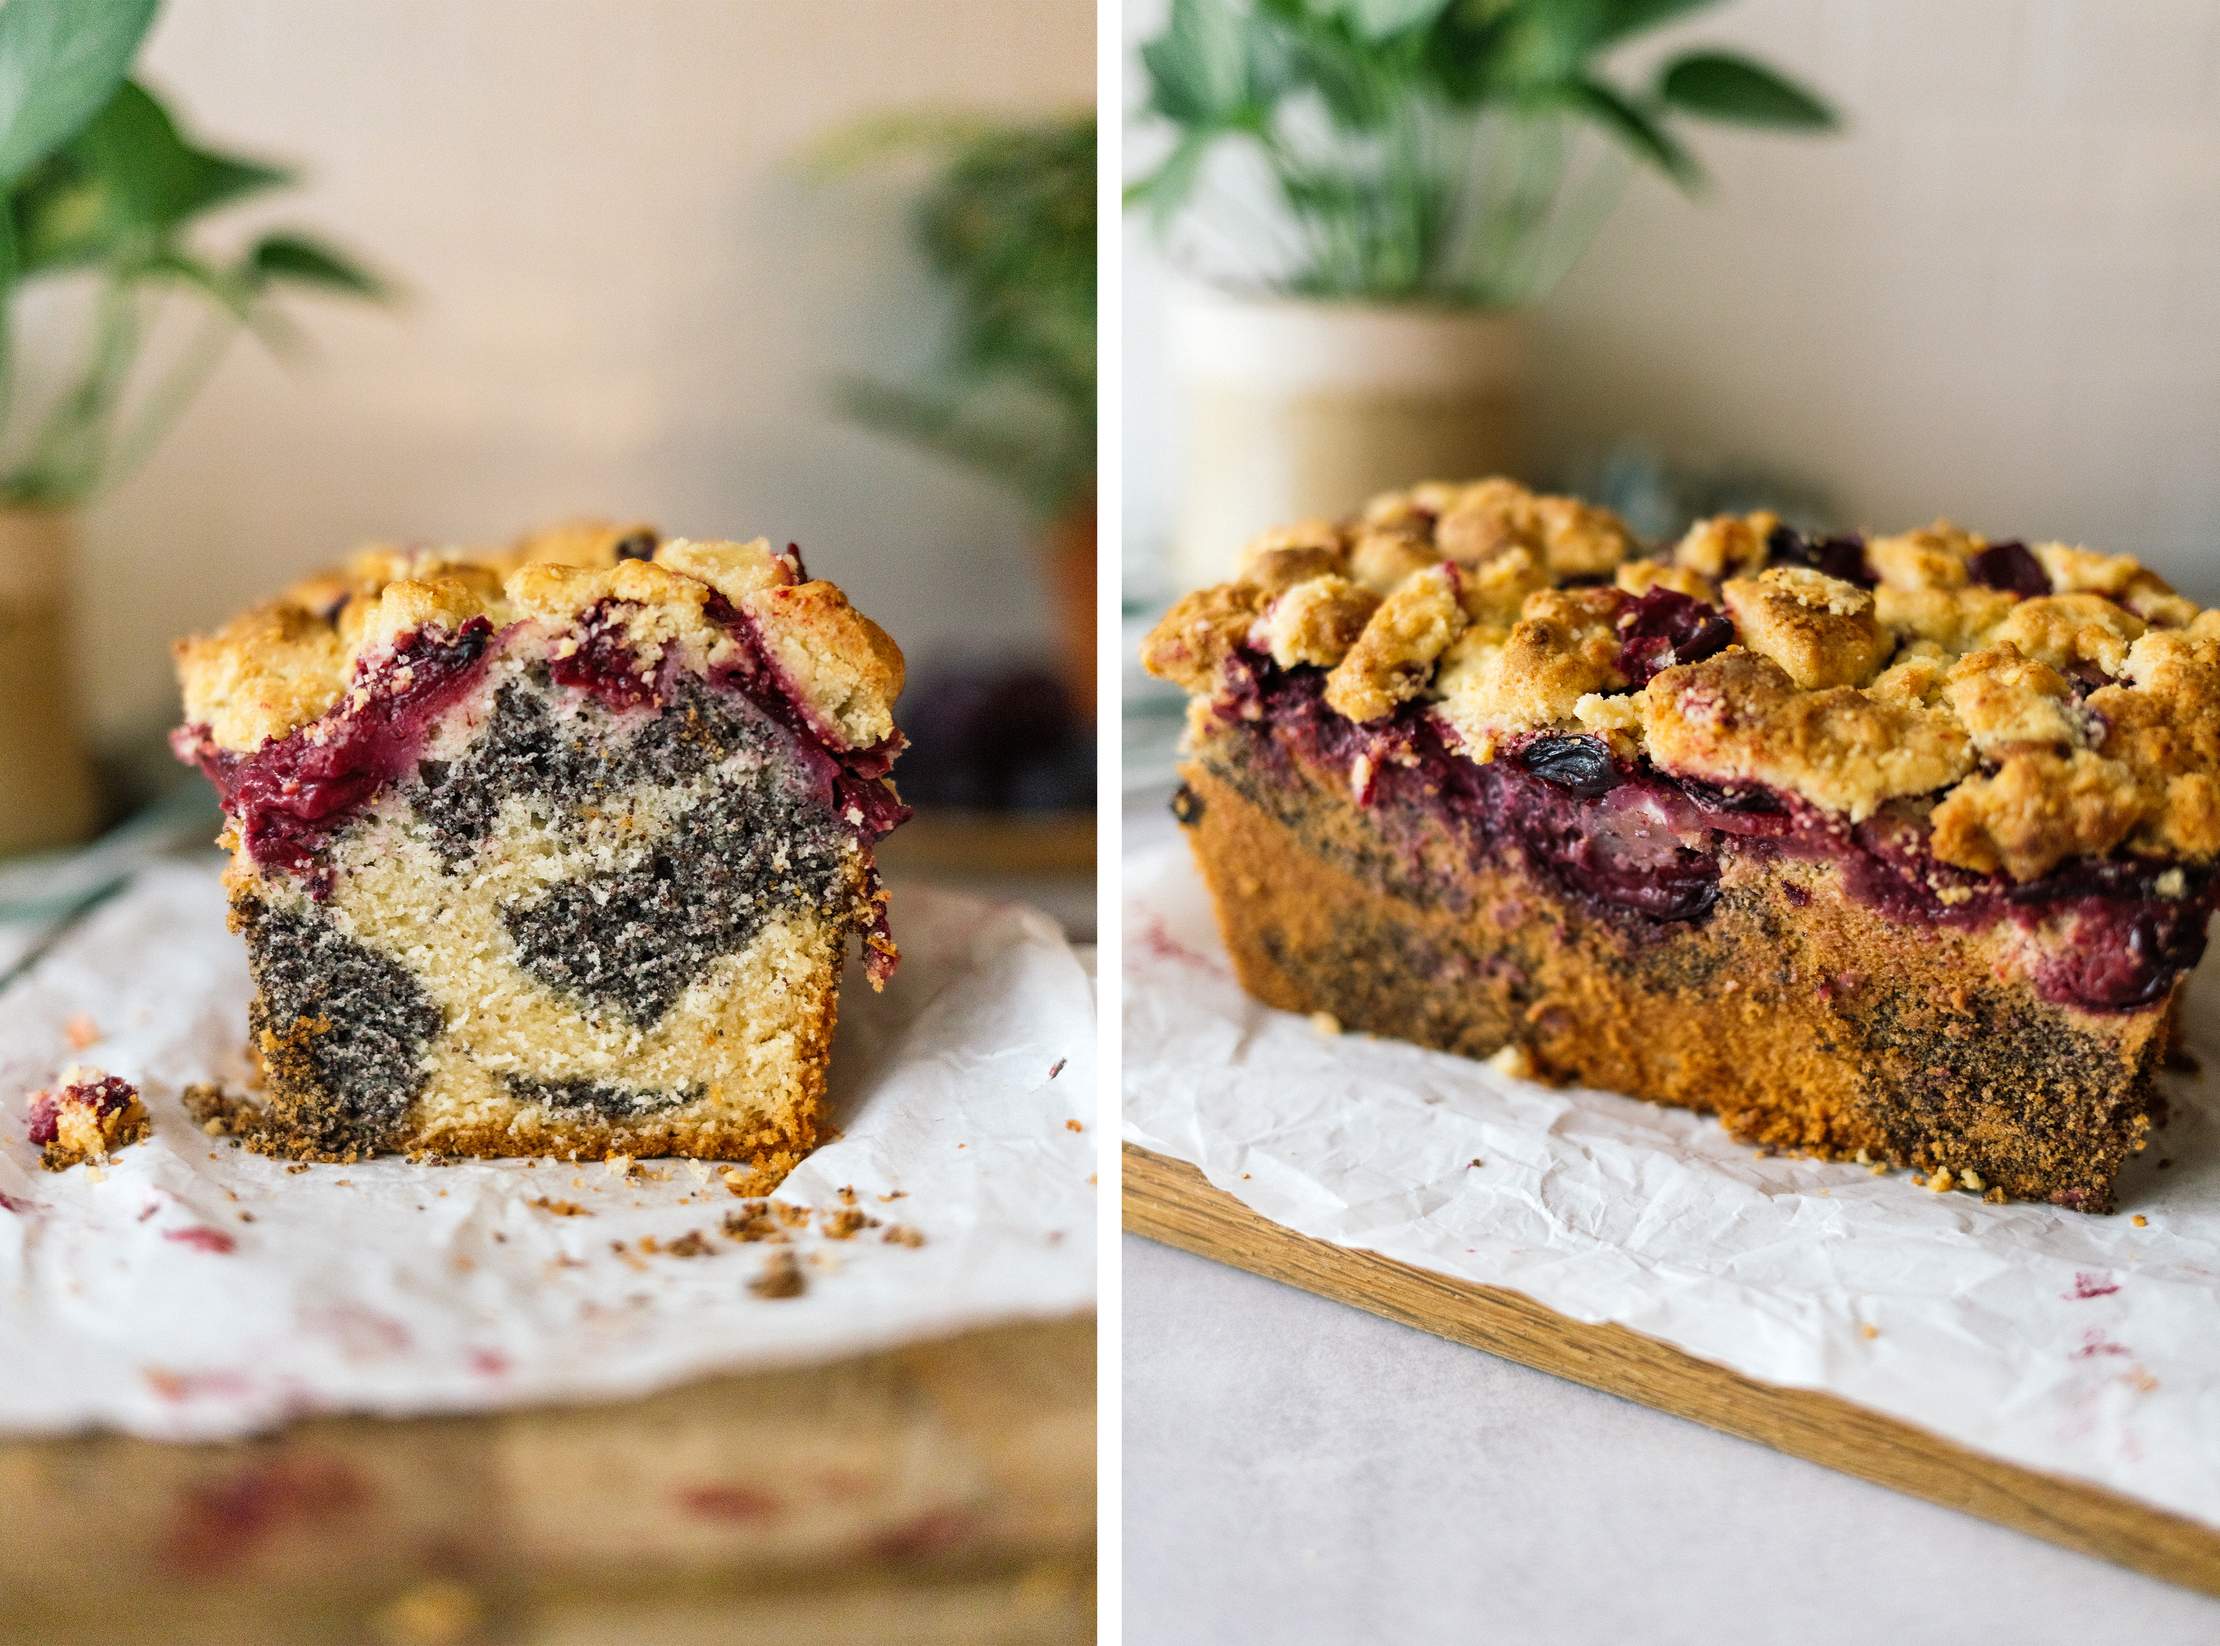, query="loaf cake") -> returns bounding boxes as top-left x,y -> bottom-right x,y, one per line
173,523 -> 907,1169
1144,478 -> 2220,1211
